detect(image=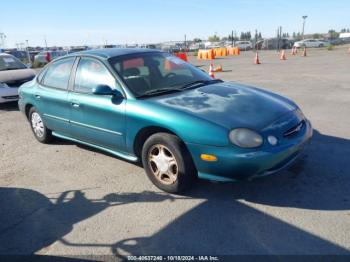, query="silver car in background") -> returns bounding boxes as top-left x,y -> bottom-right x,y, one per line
33,50 -> 67,65
294,39 -> 329,48
0,53 -> 36,103
234,41 -> 252,50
